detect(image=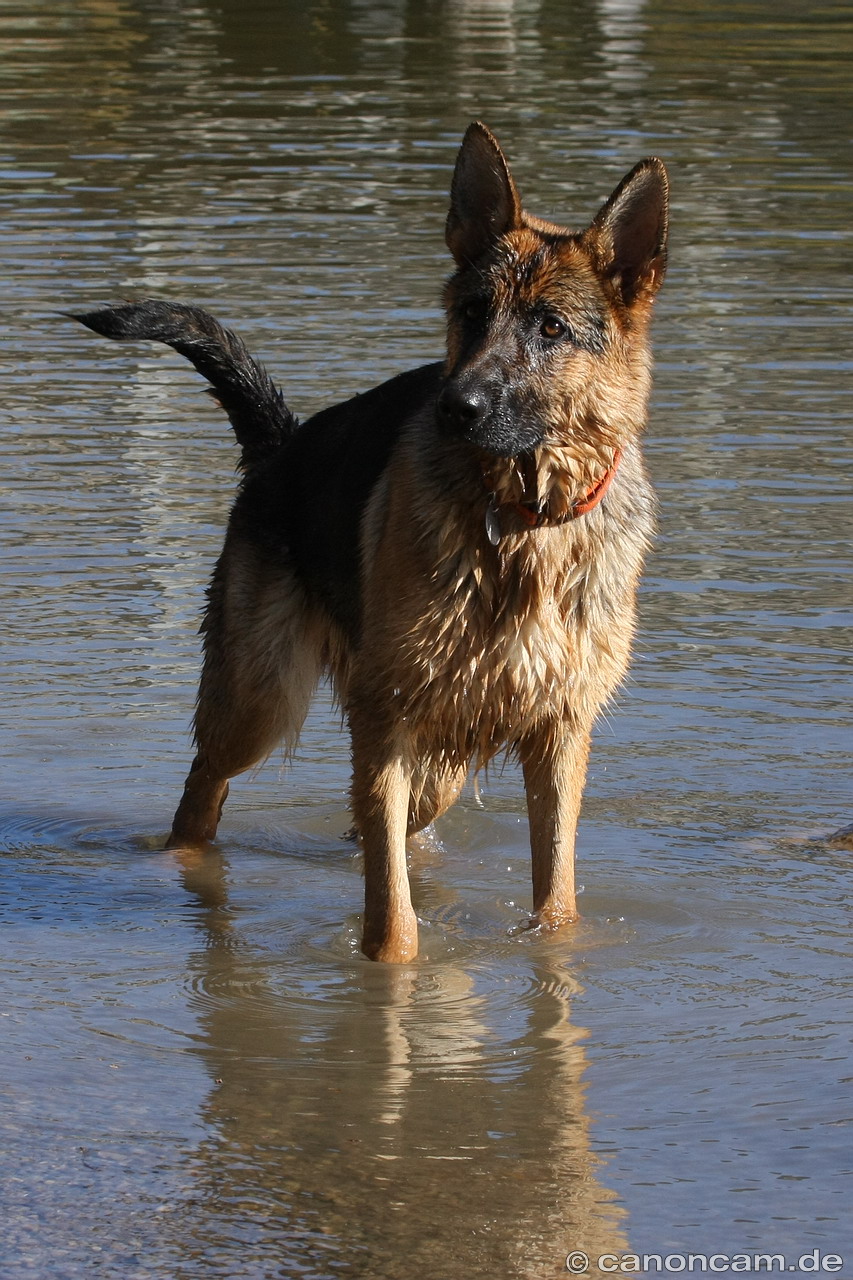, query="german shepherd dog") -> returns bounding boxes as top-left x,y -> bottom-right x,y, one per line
75,123 -> 668,962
